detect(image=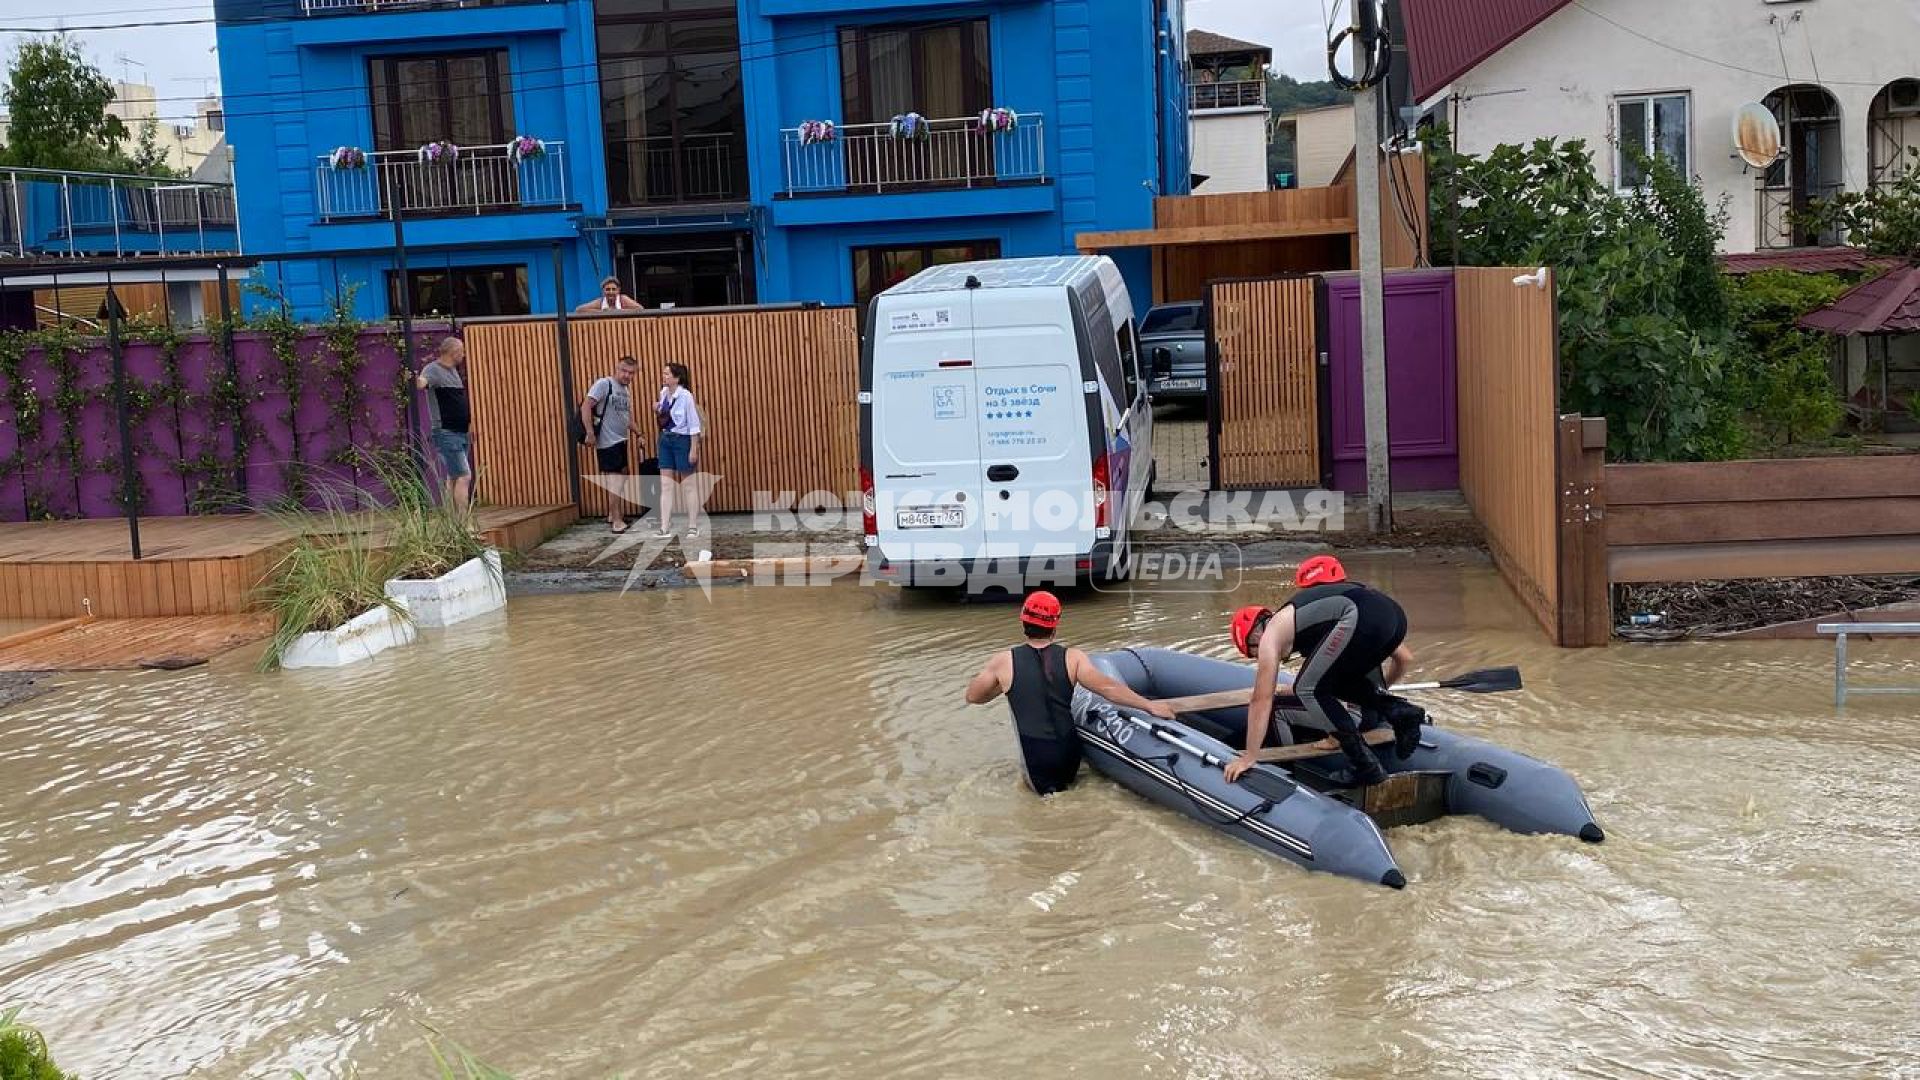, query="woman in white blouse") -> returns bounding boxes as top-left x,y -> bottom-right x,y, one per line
654,362 -> 703,536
